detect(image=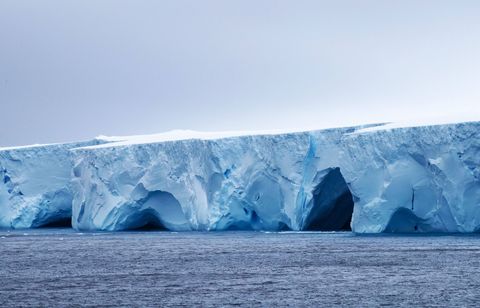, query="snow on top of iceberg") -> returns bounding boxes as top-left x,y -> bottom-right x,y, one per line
76,123 -> 387,150
352,114 -> 480,135
95,129 -> 262,143
2,115 -> 478,152
0,141 -> 72,152
0,137 -> 109,152
78,129 -> 310,150
75,123 -> 389,150
75,115 -> 480,150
